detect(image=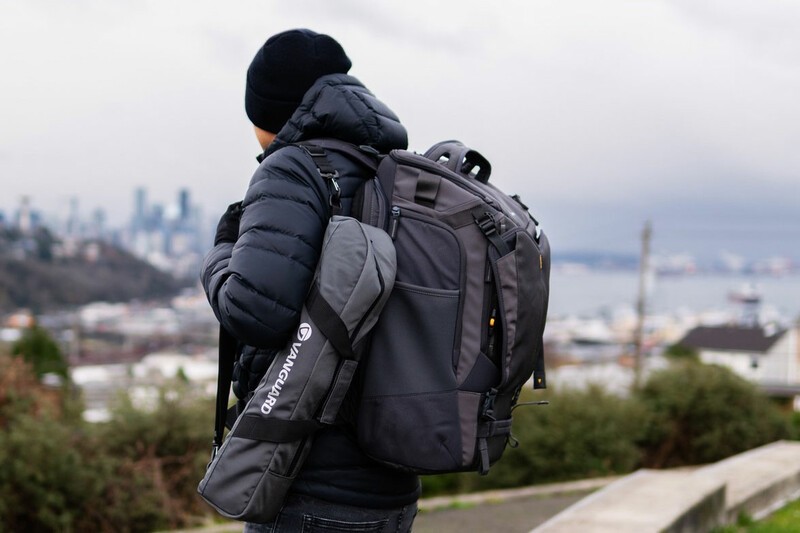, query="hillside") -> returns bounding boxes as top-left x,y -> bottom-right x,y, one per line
0,227 -> 187,313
